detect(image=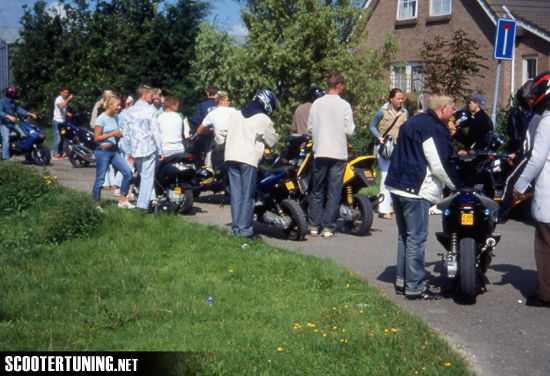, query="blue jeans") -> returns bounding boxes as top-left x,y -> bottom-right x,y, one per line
92,147 -> 132,202
392,193 -> 431,294
227,161 -> 257,237
308,158 -> 346,232
1,123 -> 24,160
134,152 -> 158,210
114,139 -> 135,187
51,119 -> 63,156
